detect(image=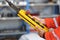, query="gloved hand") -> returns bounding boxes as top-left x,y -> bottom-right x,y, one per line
32,16 -> 45,24
32,16 -> 46,38
32,16 -> 54,38
35,26 -> 45,38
